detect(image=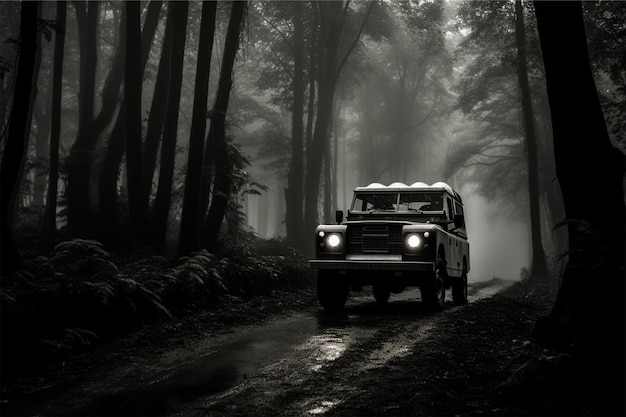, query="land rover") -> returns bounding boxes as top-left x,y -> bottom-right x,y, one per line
309,181 -> 470,311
